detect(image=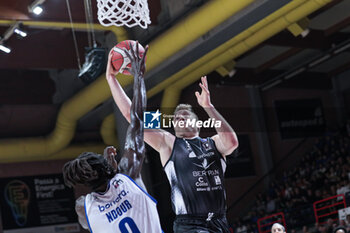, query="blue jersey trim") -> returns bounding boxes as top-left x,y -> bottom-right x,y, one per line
119,173 -> 158,204
84,196 -> 94,233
